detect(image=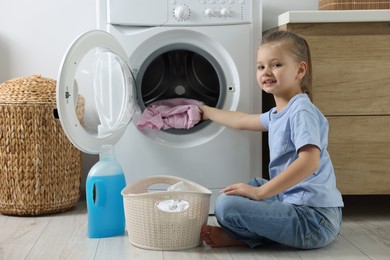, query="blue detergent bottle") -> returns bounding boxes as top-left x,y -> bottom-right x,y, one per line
86,144 -> 126,238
